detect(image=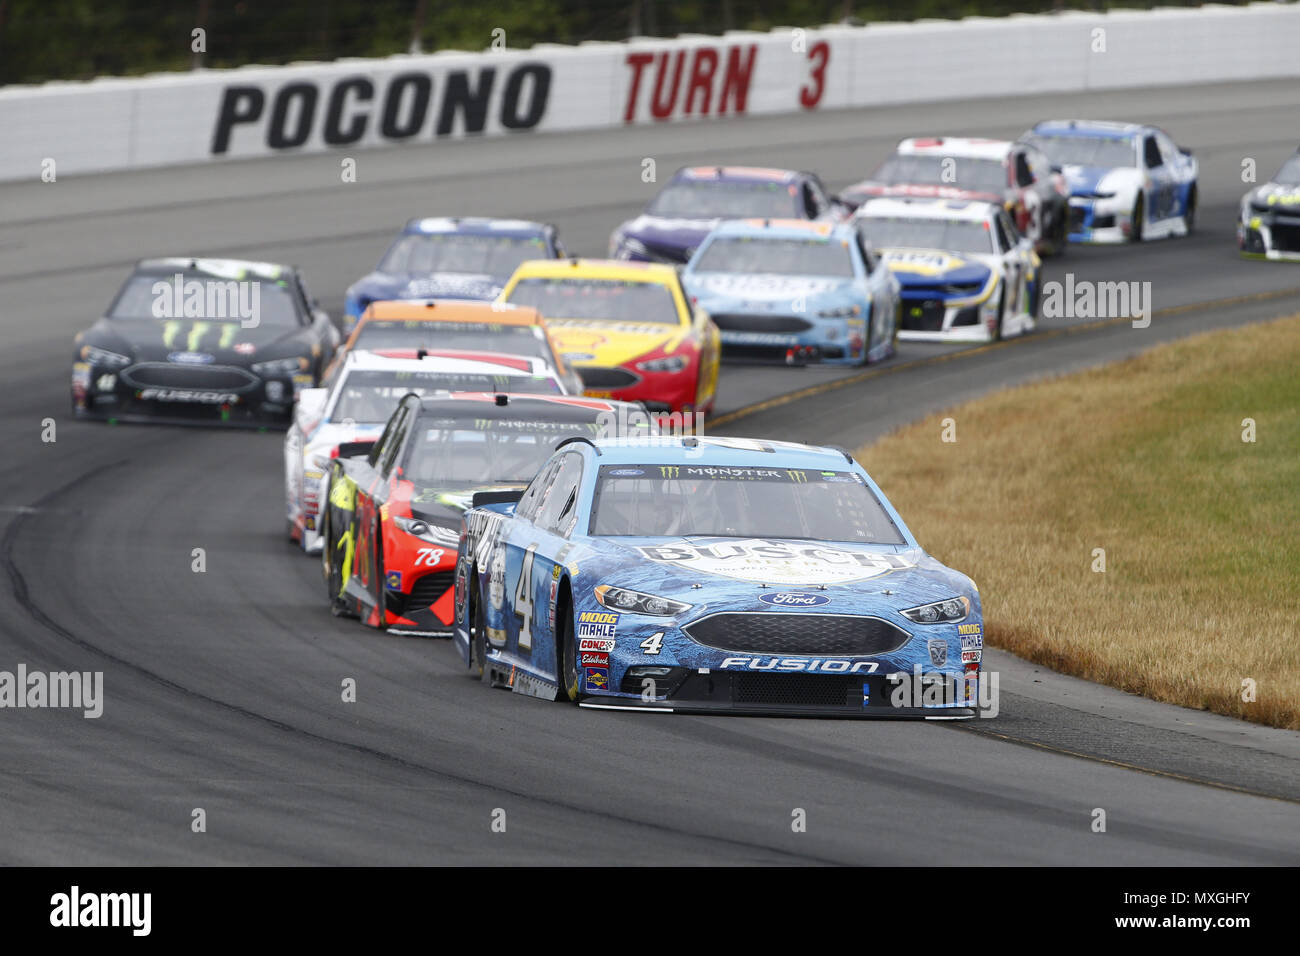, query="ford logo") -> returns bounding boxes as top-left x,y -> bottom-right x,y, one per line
168,351 -> 214,365
758,591 -> 830,608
